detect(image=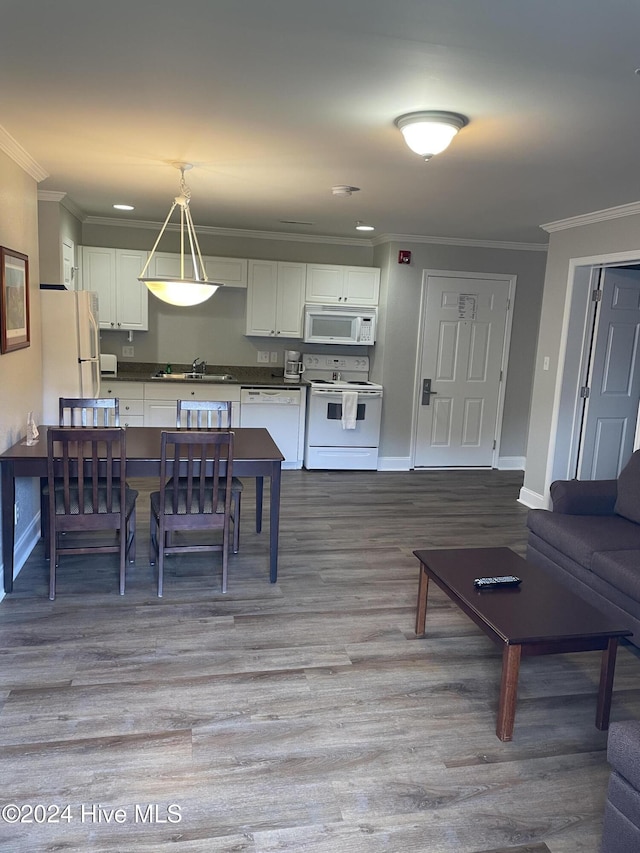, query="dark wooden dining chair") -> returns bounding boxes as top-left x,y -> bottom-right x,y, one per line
175,399 -> 243,554
59,397 -> 120,426
42,397 -> 122,557
149,430 -> 235,596
46,427 -> 138,600
176,399 -> 232,428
